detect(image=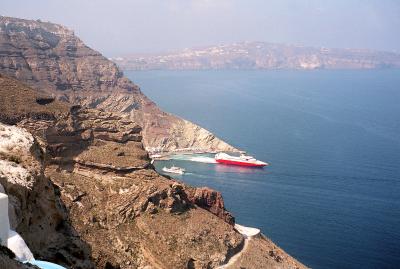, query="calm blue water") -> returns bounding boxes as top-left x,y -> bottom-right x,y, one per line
126,70 -> 400,269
